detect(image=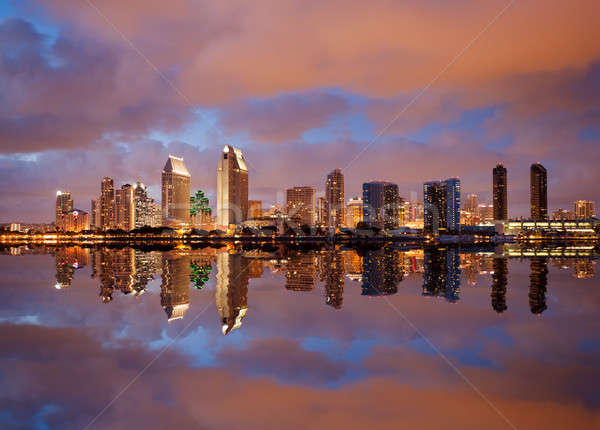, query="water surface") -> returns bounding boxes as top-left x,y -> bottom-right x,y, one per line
1,244 -> 599,429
